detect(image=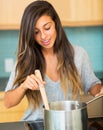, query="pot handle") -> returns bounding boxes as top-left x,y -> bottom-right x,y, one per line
86,94 -> 103,105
